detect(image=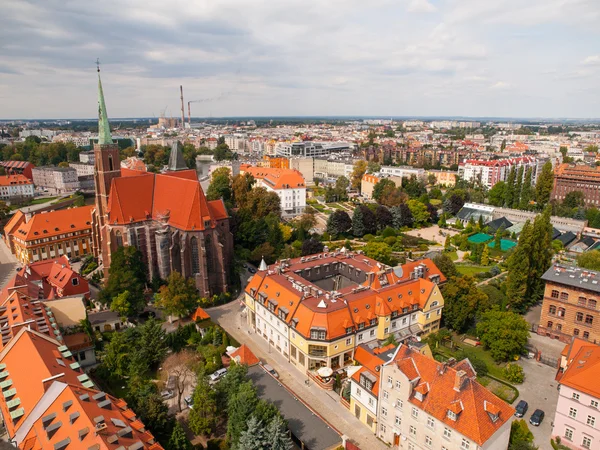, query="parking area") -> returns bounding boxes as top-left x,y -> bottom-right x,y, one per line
248,365 -> 342,450
515,358 -> 559,450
